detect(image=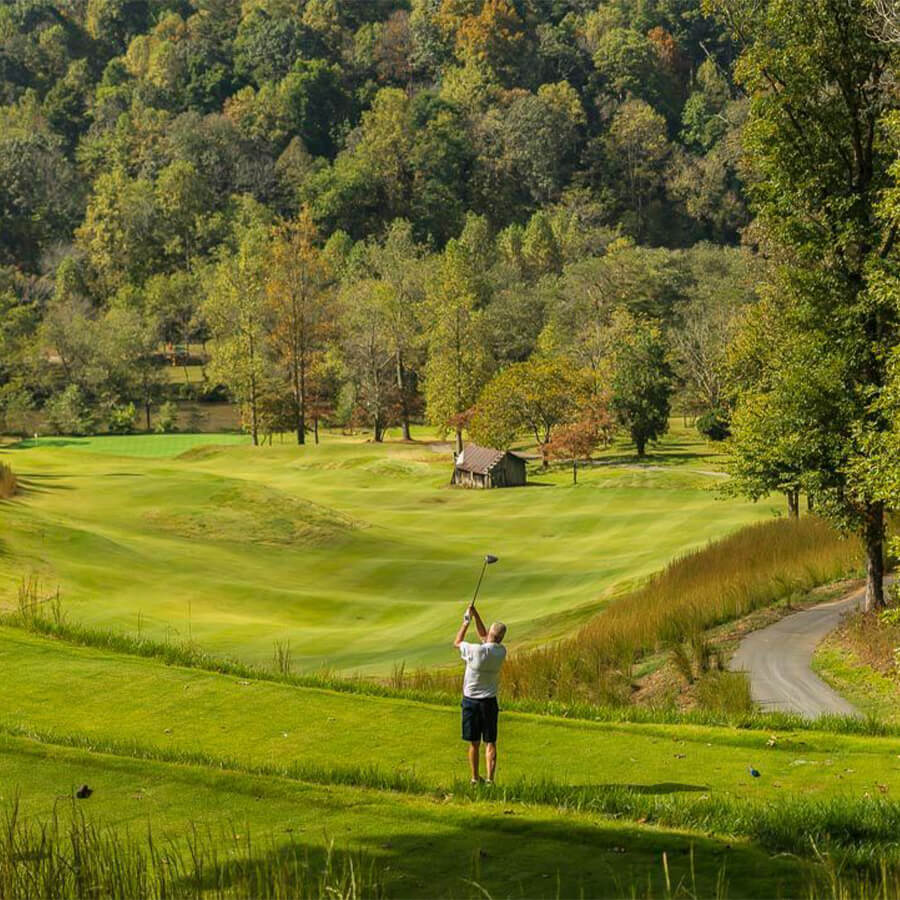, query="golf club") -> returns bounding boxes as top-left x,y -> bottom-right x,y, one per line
470,554 -> 499,610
